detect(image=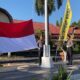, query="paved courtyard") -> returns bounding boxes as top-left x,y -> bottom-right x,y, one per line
0,60 -> 80,80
